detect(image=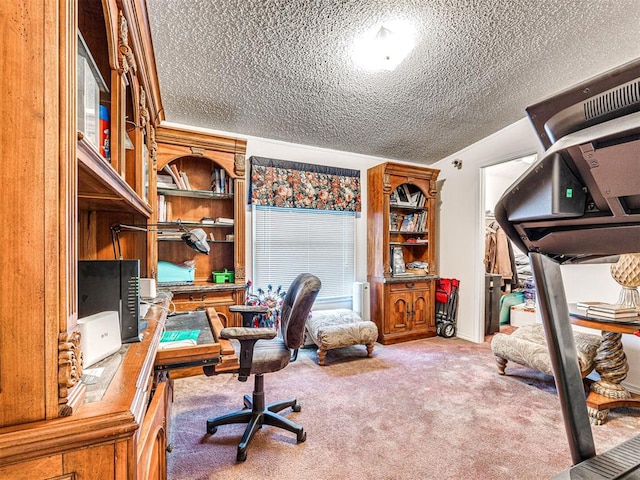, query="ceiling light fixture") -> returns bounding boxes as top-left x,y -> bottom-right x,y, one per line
352,21 -> 416,72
